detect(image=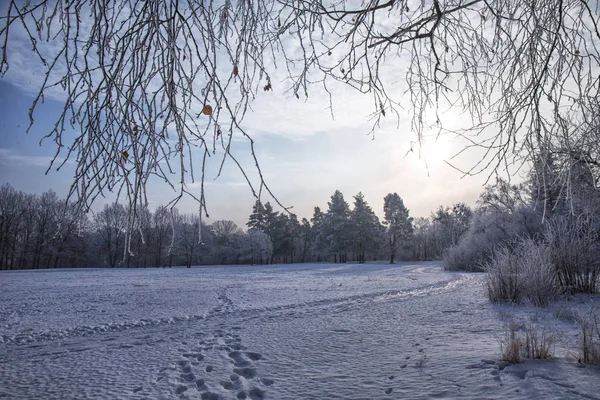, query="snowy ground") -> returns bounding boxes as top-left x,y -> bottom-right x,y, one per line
1,261 -> 599,399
